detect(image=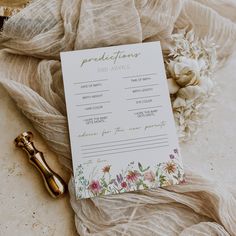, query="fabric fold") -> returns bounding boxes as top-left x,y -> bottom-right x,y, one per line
69,170 -> 236,235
